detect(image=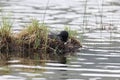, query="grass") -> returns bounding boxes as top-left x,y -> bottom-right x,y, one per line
0,16 -> 13,53
0,16 -> 12,38
0,17 -> 82,62
64,26 -> 82,49
64,26 -> 78,38
25,19 -> 48,50
16,19 -> 49,59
